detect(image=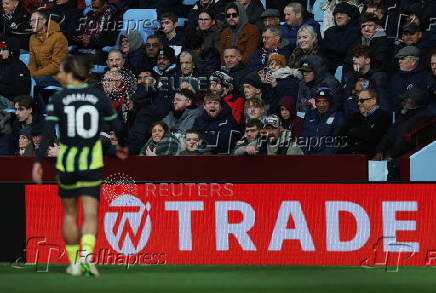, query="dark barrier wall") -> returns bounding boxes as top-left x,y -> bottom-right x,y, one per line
1,184 -> 26,262
0,155 -> 368,182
